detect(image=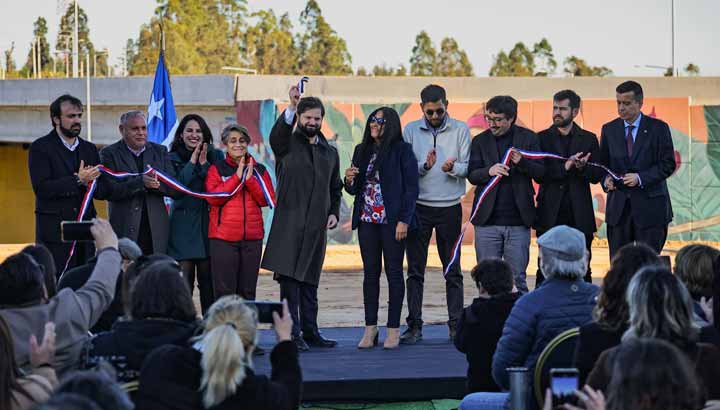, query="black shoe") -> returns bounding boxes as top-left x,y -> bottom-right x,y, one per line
303,332 -> 338,348
253,345 -> 266,356
292,336 -> 310,352
399,326 -> 422,345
